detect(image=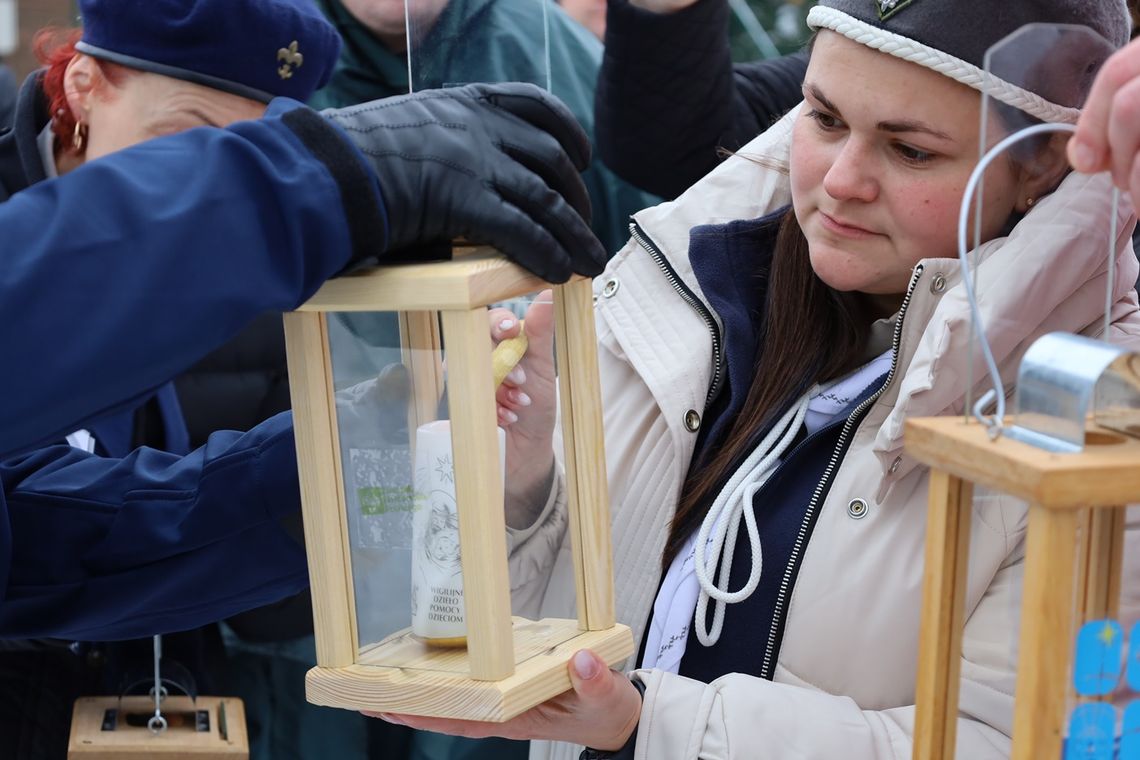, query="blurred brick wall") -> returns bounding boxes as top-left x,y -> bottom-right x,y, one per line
8,0 -> 78,80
